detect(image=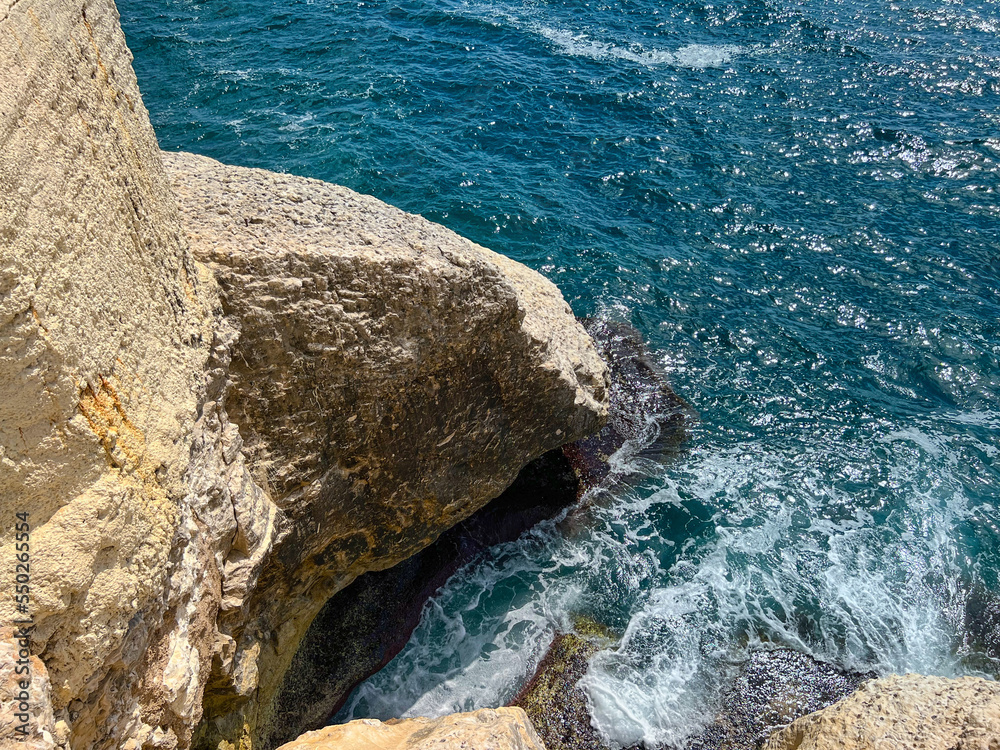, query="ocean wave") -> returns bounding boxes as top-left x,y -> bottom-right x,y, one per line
534,25 -> 742,69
